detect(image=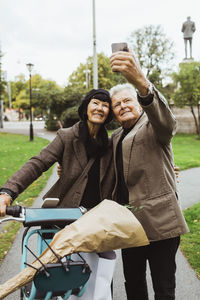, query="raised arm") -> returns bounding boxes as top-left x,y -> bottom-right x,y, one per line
110,49 -> 177,144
